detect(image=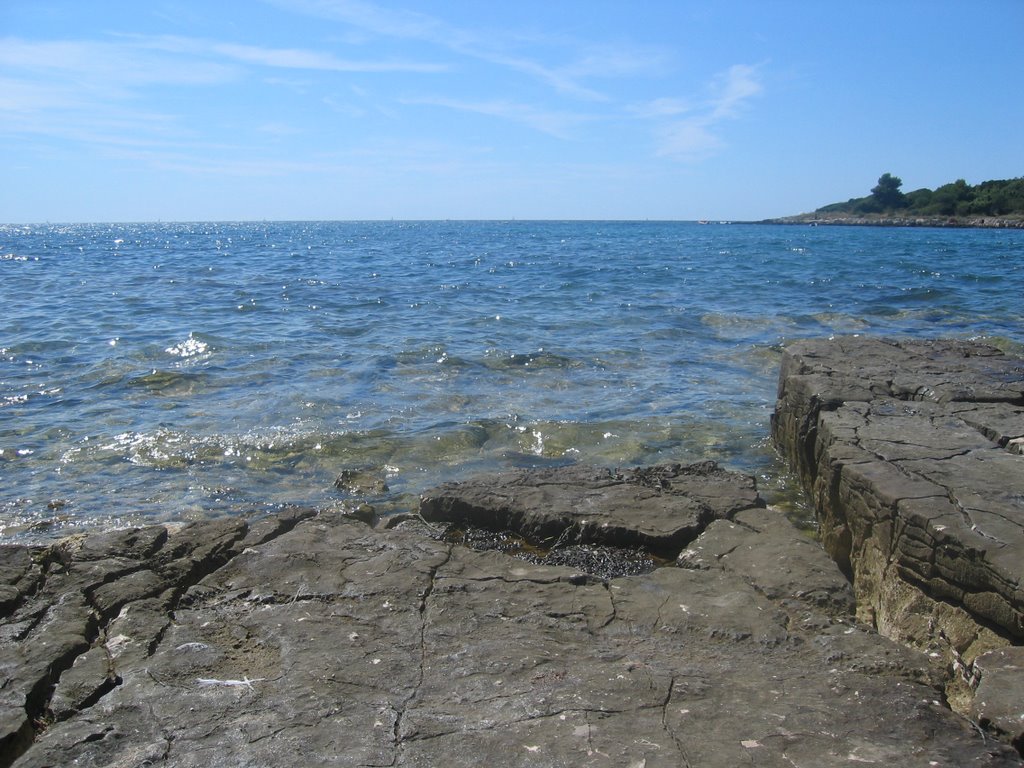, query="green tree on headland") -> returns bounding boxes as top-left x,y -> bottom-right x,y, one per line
870,173 -> 906,210
815,175 -> 1024,218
